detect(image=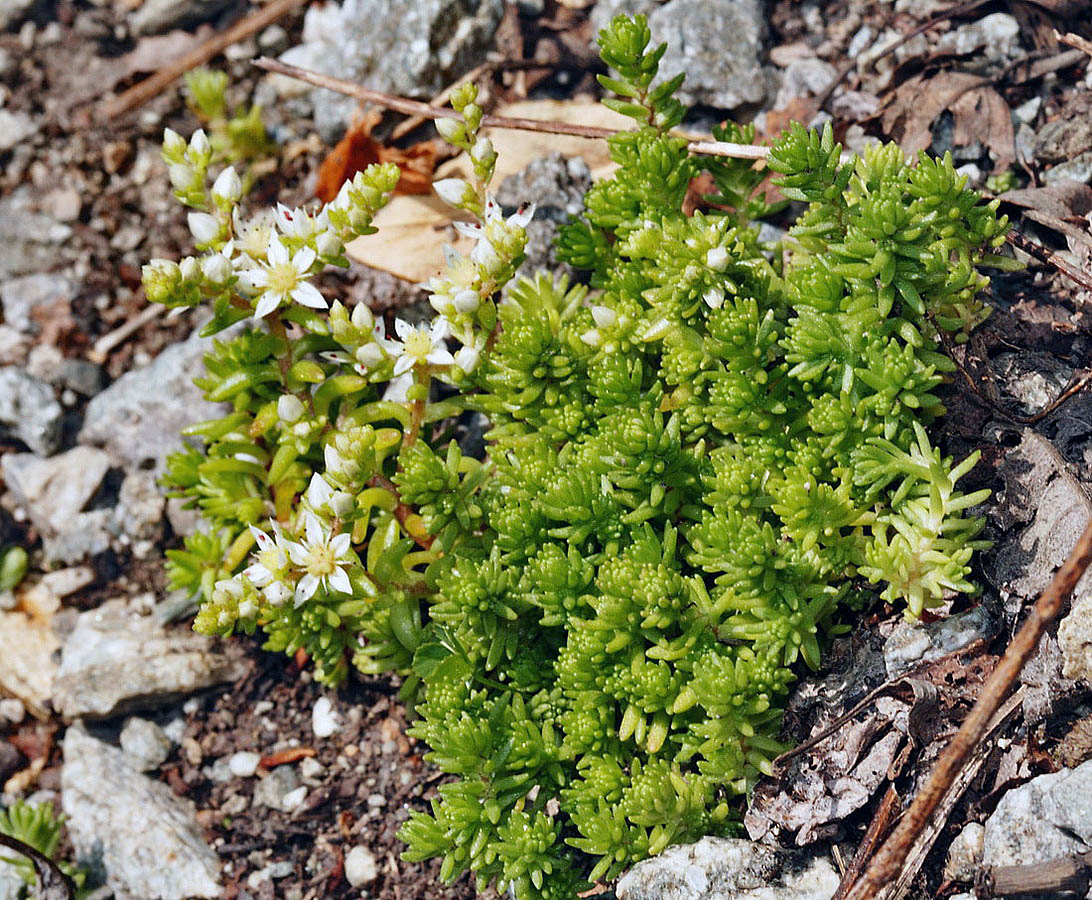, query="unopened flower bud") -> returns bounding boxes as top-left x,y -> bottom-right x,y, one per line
179,256 -> 201,281
350,302 -> 374,331
455,343 -> 480,374
189,129 -> 211,158
162,128 -> 186,157
278,394 -> 306,424
705,246 -> 729,271
188,211 -> 220,246
211,166 -> 243,204
453,288 -> 480,313
168,163 -> 194,190
703,286 -> 725,309
201,253 -> 232,284
434,178 -> 472,208
435,117 -> 464,143
316,229 -> 342,258
591,305 -> 617,328
354,343 -> 385,368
